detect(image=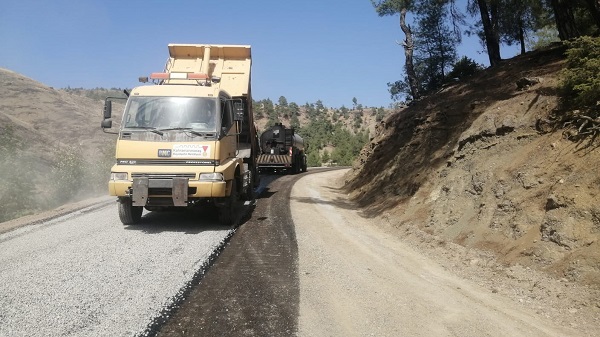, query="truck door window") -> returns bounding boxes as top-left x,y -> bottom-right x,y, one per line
220,98 -> 233,130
